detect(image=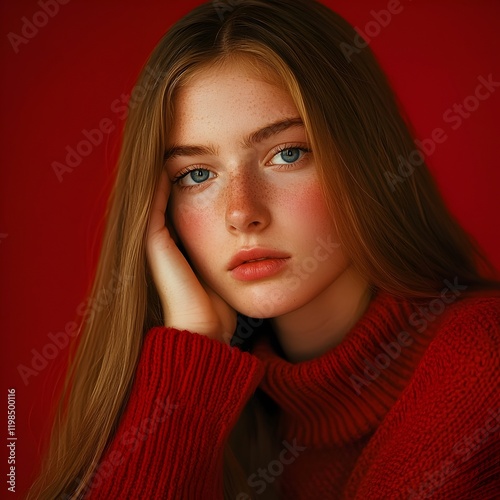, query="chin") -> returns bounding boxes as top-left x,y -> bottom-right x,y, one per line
229,289 -> 299,319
